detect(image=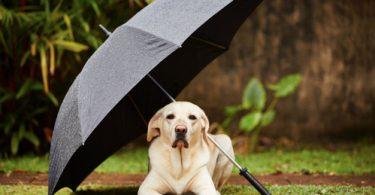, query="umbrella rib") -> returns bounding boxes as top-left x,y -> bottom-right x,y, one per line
128,94 -> 148,126
189,36 -> 227,50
